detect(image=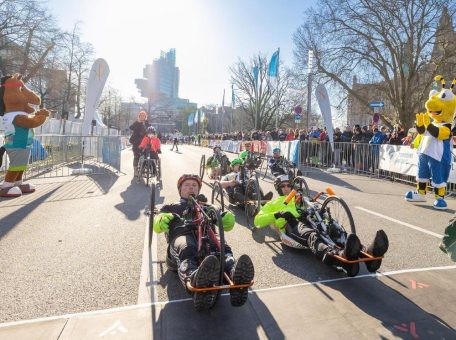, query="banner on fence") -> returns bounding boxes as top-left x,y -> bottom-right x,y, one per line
379,144 -> 456,183
102,136 -> 121,171
379,145 -> 418,177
